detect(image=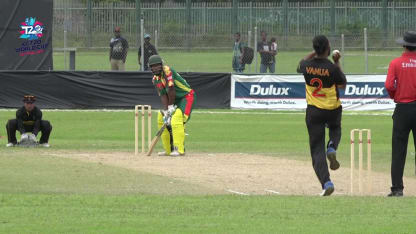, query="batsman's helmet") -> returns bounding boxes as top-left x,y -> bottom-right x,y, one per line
148,55 -> 163,66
